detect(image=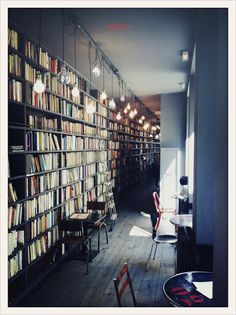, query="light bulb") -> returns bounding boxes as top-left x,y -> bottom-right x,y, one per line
100,90 -> 107,100
129,110 -> 135,119
151,126 -> 157,131
92,64 -> 100,77
33,74 -> 45,94
133,108 -> 138,116
126,103 -> 131,110
138,119 -> 143,124
150,134 -> 153,138
58,66 -> 70,84
143,123 -> 150,130
157,125 -> 160,130
155,134 -> 159,139
124,108 -> 128,114
120,95 -> 125,102
109,98 -> 116,110
116,112 -> 122,121
86,100 -> 96,114
141,115 -> 145,120
71,85 -> 80,97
